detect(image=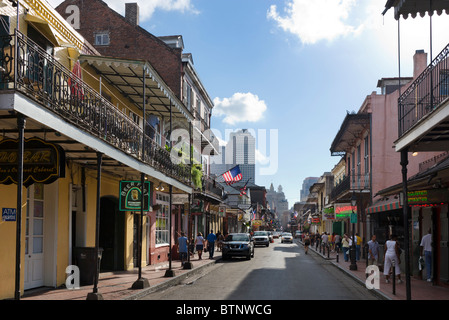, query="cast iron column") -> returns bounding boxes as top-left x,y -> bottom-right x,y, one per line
401,150 -> 411,300
87,152 -> 103,300
14,114 -> 25,300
